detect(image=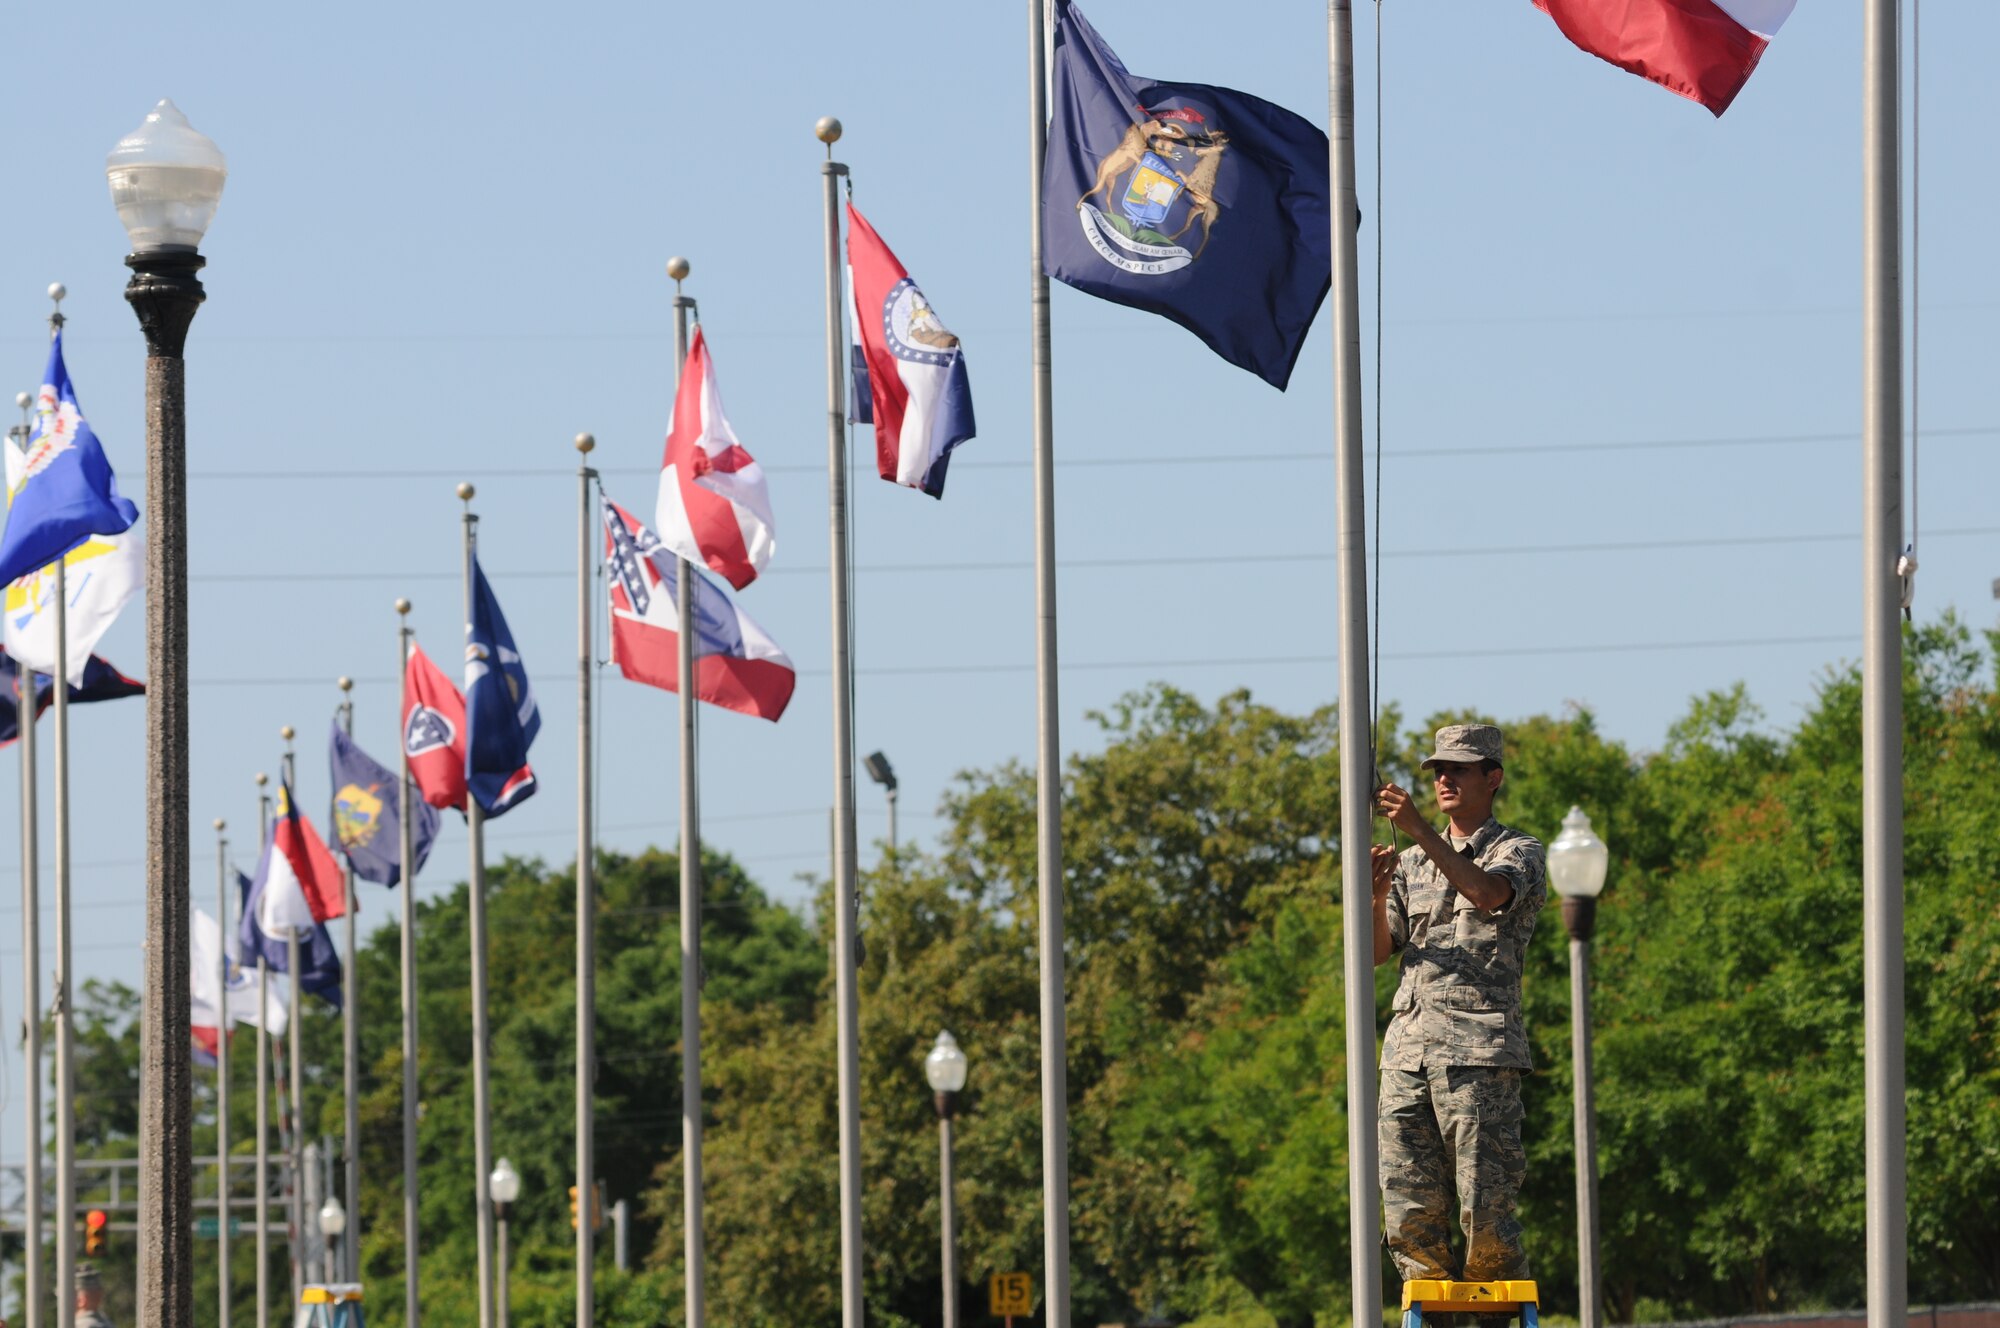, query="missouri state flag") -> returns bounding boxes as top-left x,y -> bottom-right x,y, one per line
656,327 -> 776,590
0,332 -> 140,586
1042,0 -> 1331,389
403,641 -> 469,811
1534,0 -> 1795,115
848,204 -> 977,498
603,494 -> 795,722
